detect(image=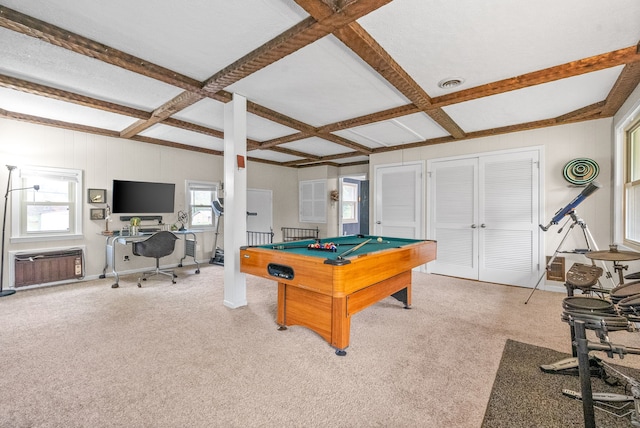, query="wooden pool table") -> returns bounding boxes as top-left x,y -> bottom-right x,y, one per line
240,234 -> 437,355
